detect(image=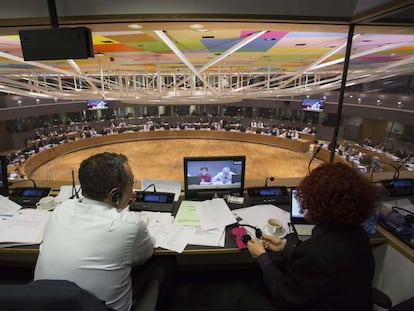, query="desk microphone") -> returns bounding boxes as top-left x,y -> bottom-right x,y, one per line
390,153 -> 412,186
308,143 -> 323,174
10,178 -> 37,189
70,169 -> 79,199
142,183 -> 157,192
264,177 -> 275,187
